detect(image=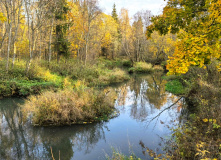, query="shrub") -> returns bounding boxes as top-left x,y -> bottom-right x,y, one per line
128,67 -> 135,74
22,88 -> 117,126
122,60 -> 133,67
164,63 -> 221,159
